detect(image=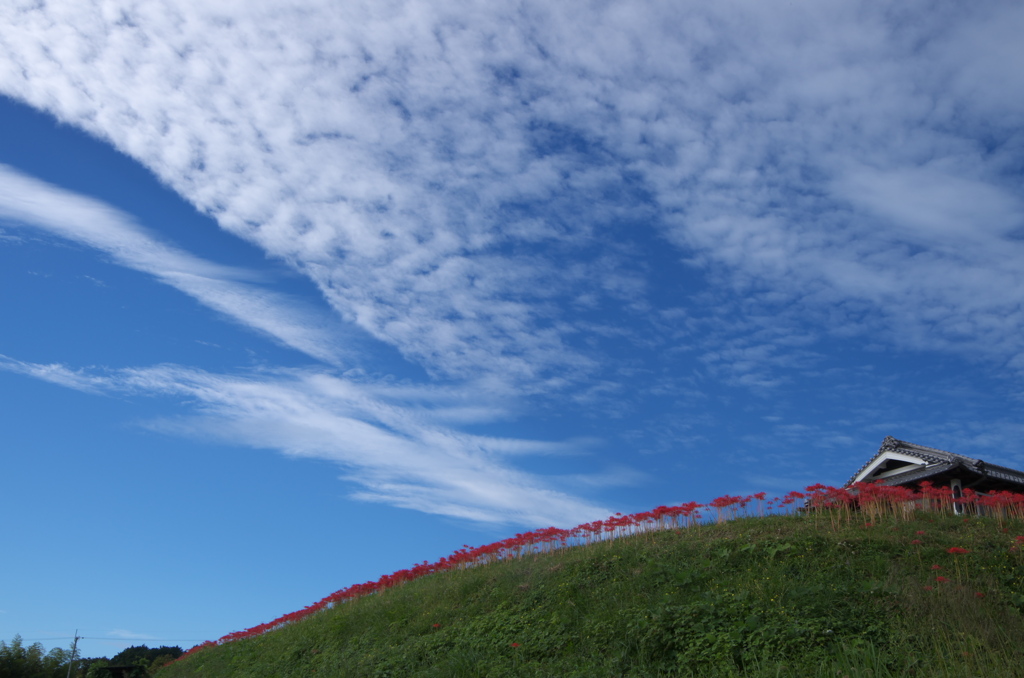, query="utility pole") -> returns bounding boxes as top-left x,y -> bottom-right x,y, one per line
66,630 -> 81,678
